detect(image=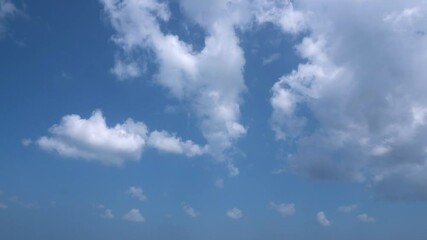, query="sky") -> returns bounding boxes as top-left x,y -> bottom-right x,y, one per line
1,0 -> 427,239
